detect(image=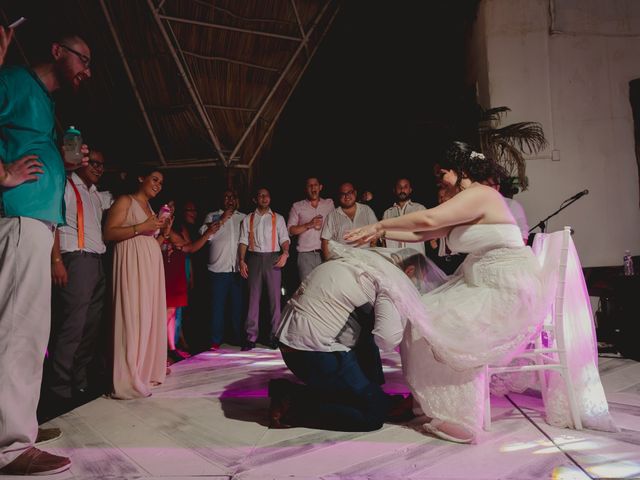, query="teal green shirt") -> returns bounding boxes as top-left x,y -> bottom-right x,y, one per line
0,66 -> 66,225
